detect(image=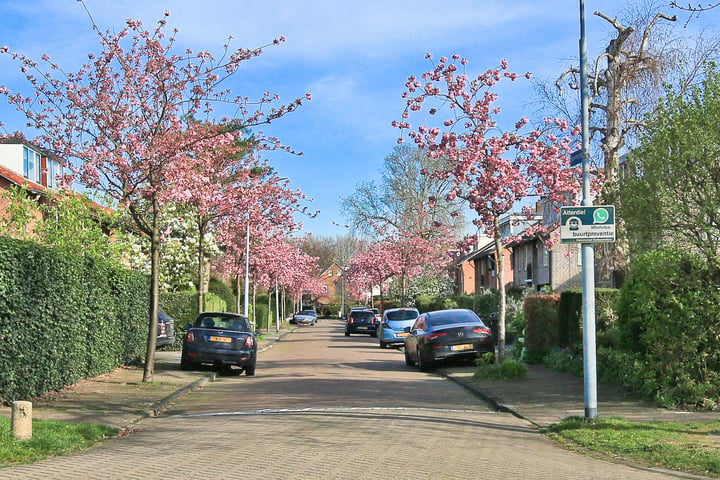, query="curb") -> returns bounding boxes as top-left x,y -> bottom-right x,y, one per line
134,327 -> 297,425
438,369 -> 530,423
